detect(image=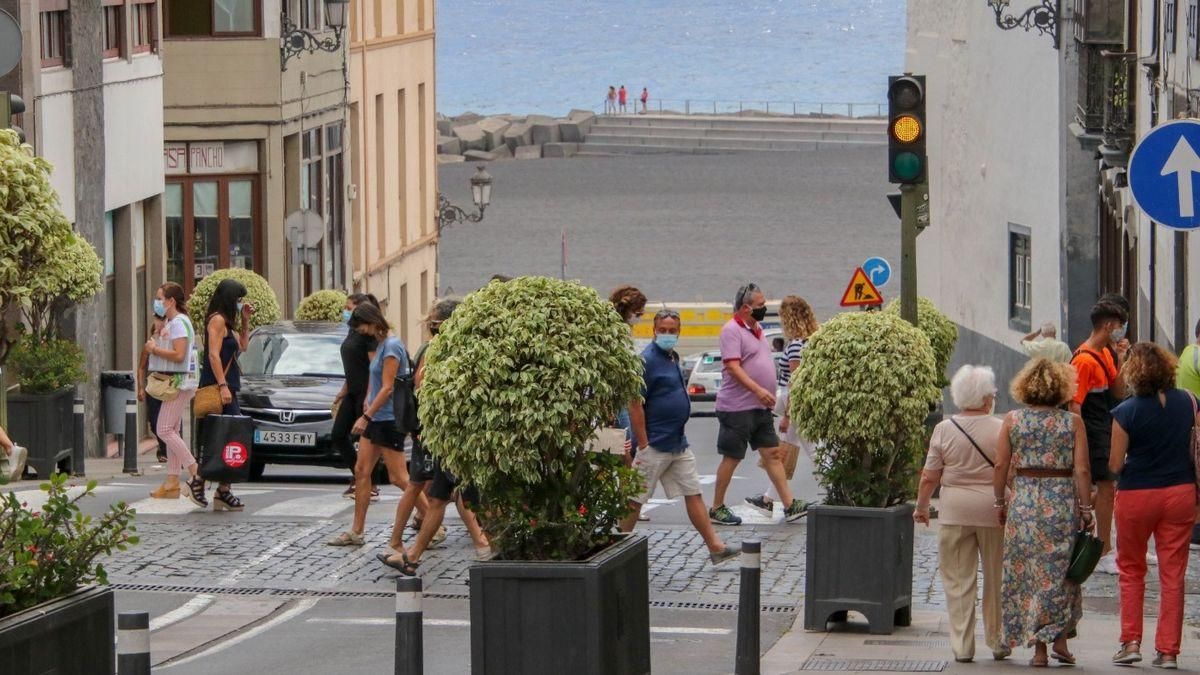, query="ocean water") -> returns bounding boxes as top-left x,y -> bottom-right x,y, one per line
435,0 -> 906,116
